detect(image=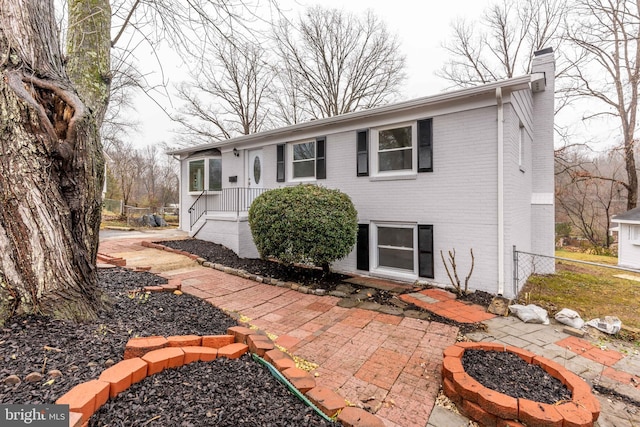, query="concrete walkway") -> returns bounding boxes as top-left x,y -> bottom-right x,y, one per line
99,231 -> 640,426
